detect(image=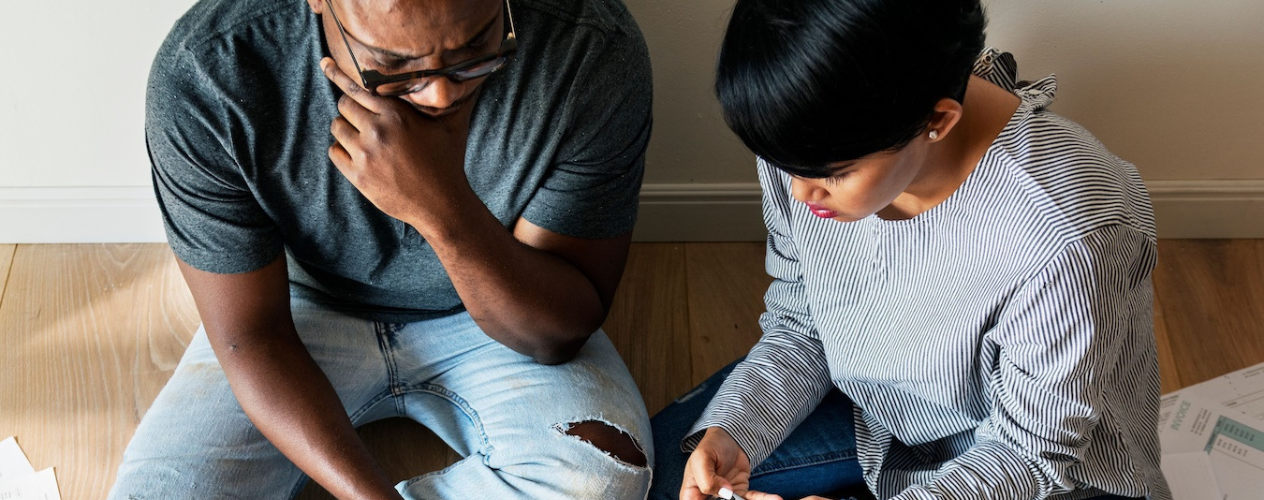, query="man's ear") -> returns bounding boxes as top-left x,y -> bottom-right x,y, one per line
306,0 -> 324,15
